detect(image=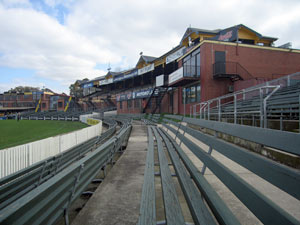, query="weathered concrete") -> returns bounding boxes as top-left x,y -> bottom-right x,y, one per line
72,121 -> 147,225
